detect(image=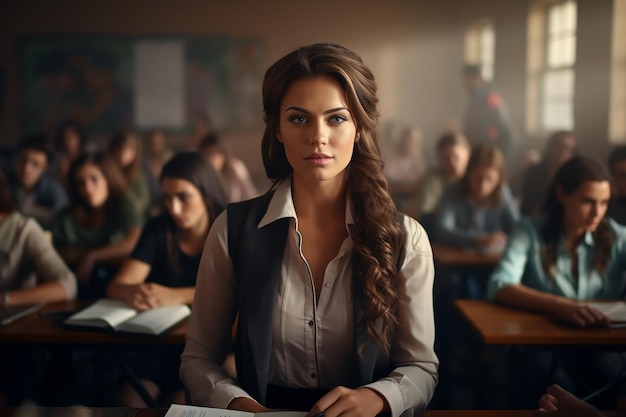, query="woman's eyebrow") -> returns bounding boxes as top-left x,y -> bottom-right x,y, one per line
284,106 -> 350,114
